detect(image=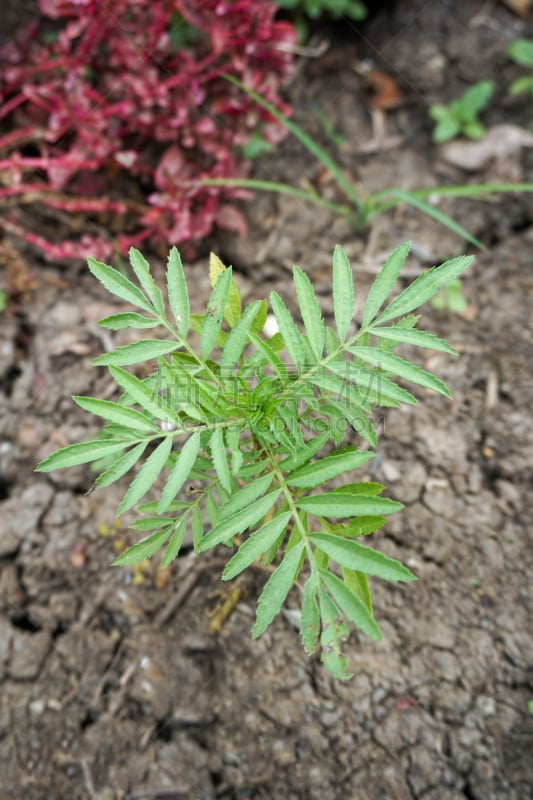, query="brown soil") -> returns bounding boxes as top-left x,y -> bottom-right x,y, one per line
1,2 -> 532,799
